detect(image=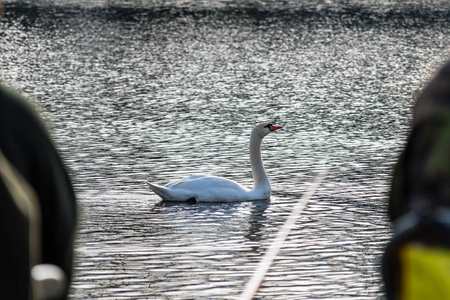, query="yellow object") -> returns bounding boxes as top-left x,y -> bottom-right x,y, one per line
400,243 -> 450,300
